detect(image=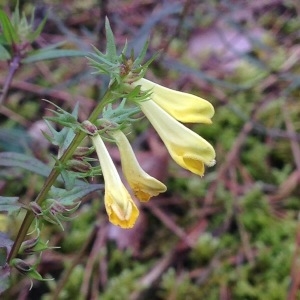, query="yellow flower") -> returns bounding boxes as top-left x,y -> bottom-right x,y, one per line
130,78 -> 214,124
91,134 -> 139,228
140,100 -> 216,176
110,130 -> 167,202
